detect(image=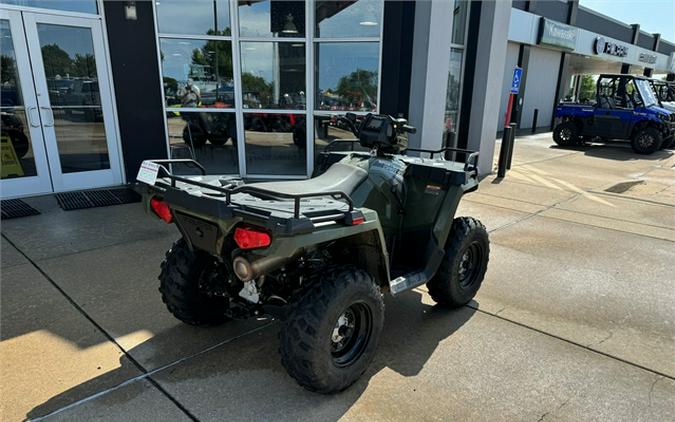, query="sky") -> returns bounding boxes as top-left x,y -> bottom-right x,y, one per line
579,0 -> 675,42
